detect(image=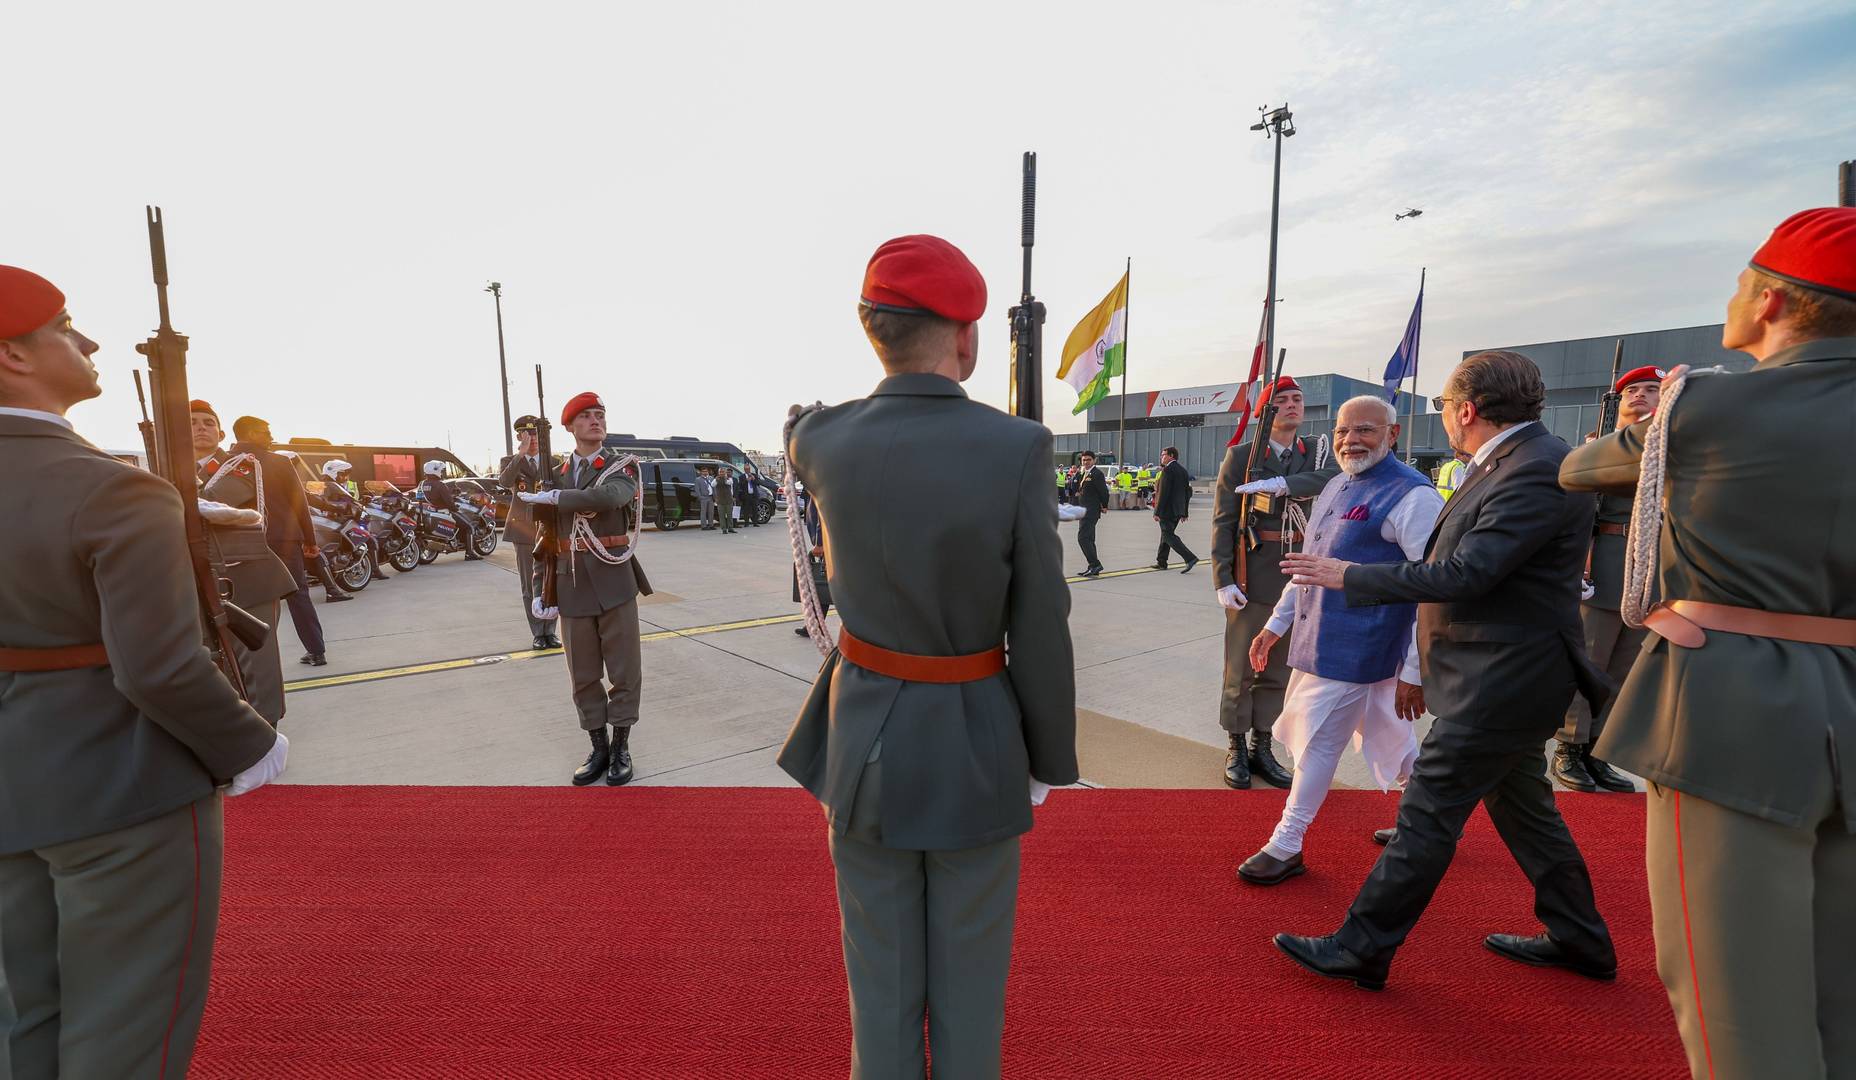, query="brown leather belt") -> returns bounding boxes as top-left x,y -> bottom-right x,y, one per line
1256,530 -> 1303,544
557,535 -> 630,554
1594,523 -> 1628,537
0,644 -> 110,672
1645,600 -> 1856,650
837,628 -> 1006,684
